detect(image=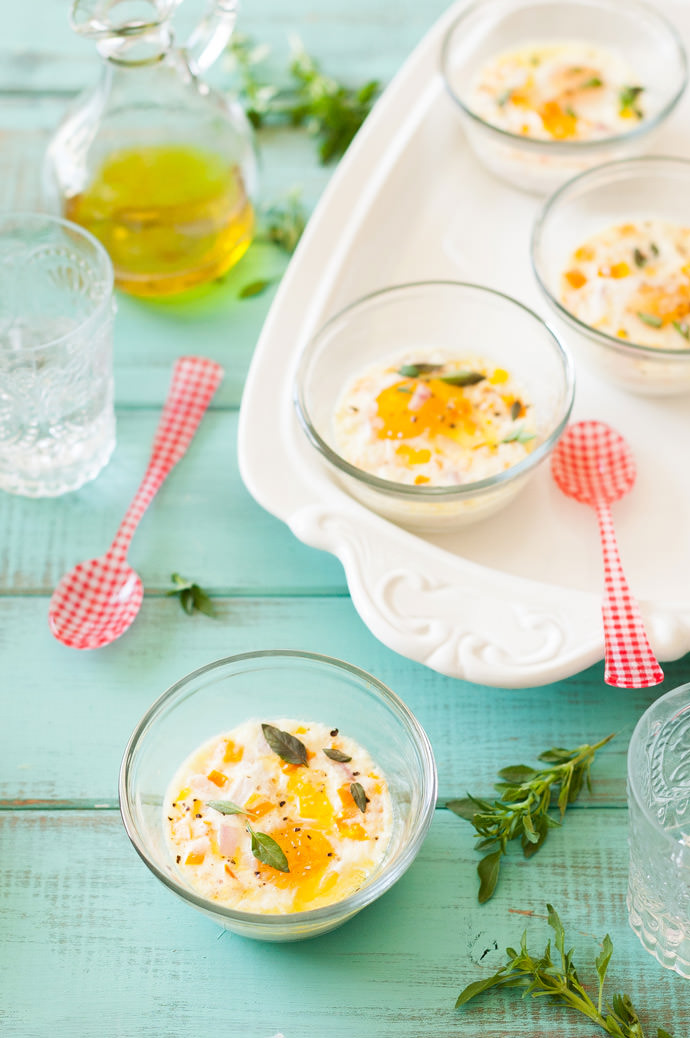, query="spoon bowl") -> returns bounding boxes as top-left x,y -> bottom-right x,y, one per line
48,356 -> 224,649
551,422 -> 636,507
49,556 -> 144,649
551,420 -> 663,688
